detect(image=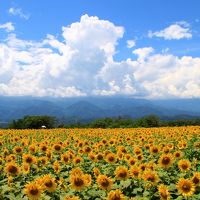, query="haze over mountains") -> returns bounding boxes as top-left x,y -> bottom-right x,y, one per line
0,96 -> 200,124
